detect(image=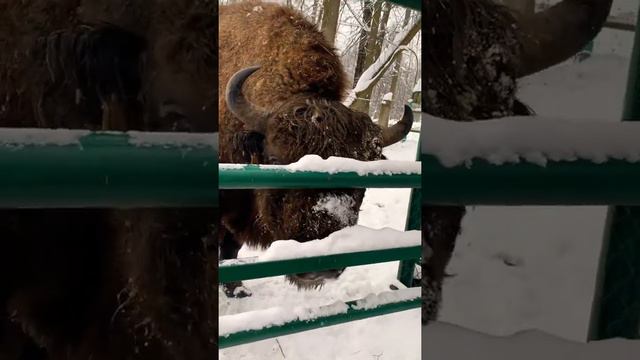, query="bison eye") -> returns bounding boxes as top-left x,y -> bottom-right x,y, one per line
293,106 -> 306,118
